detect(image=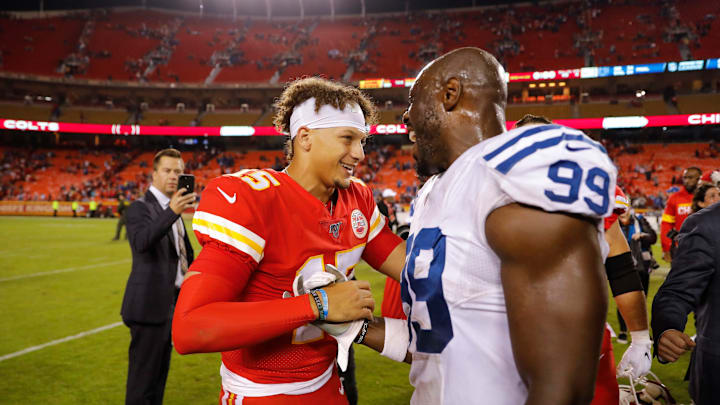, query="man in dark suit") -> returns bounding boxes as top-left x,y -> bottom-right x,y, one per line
122,148 -> 196,405
651,202 -> 720,405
